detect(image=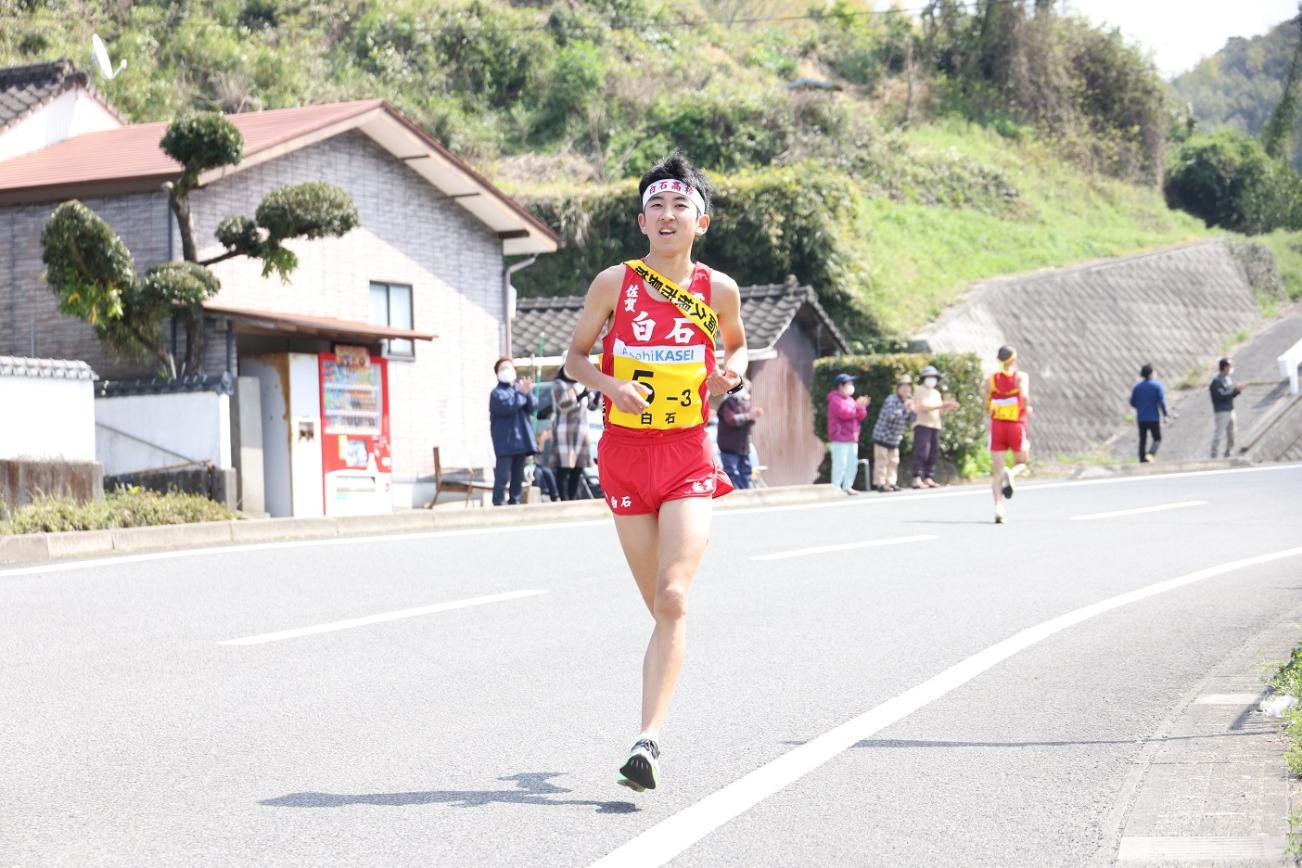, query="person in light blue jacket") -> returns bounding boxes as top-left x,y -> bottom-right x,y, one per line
489,357 -> 537,505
